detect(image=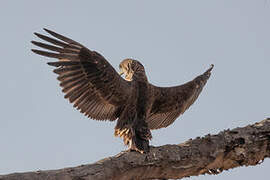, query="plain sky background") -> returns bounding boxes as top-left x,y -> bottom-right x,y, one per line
0,0 -> 269,179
